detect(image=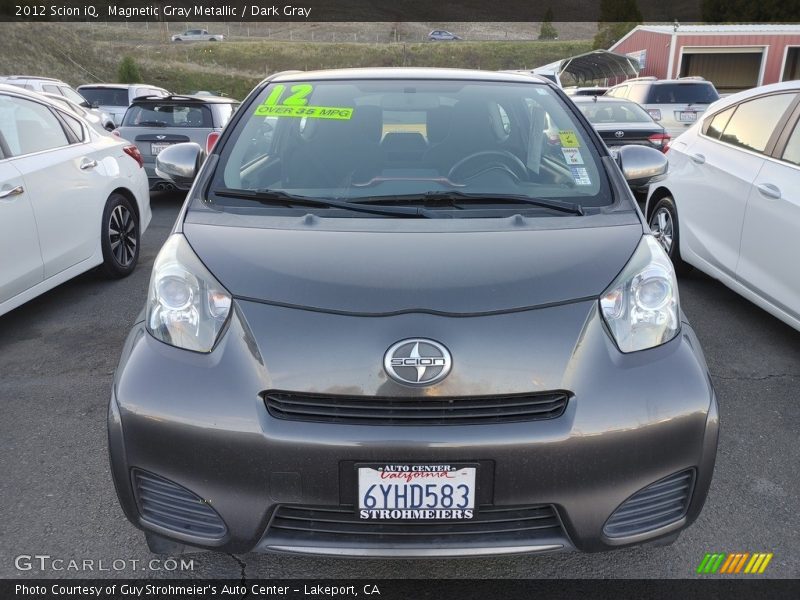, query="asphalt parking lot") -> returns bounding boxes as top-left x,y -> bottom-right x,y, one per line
1,192 -> 798,580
